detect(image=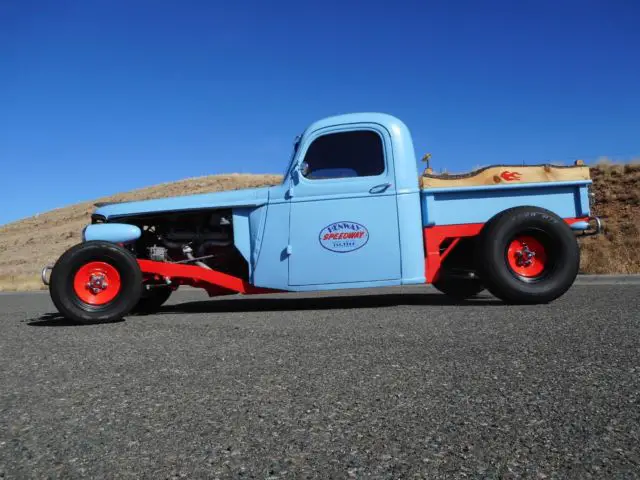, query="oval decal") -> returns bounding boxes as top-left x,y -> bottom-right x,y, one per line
319,221 -> 369,253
